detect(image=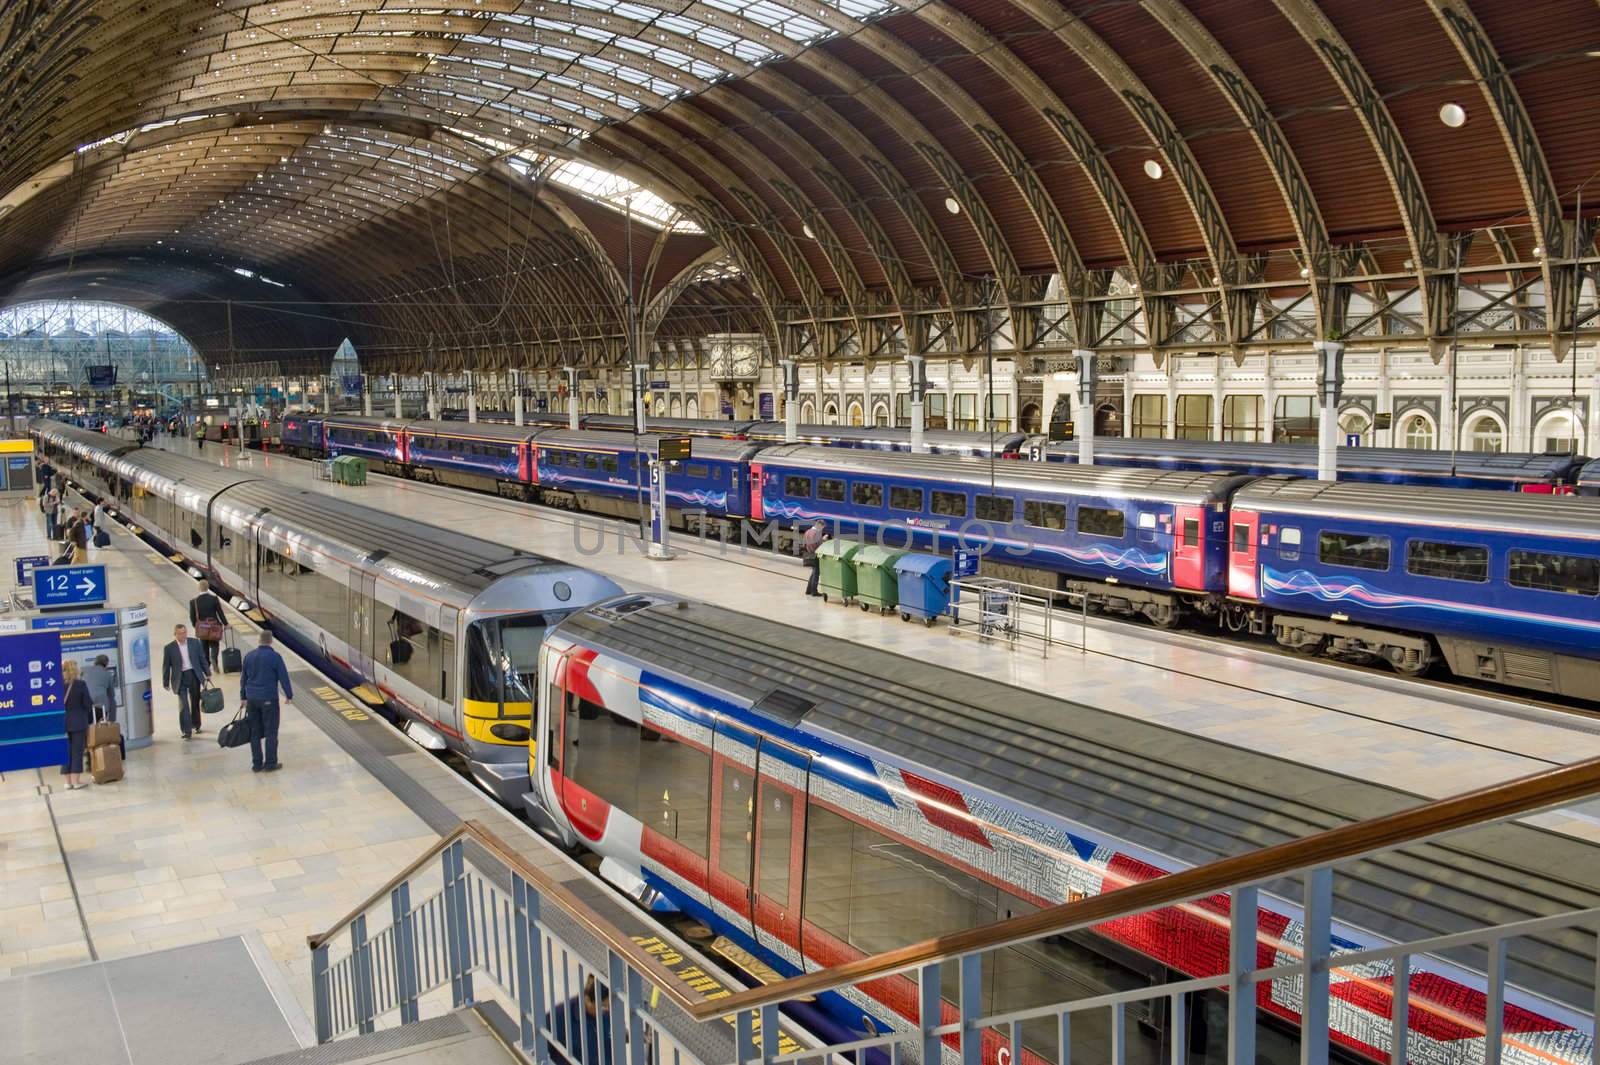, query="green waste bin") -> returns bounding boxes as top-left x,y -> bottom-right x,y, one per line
344,456 -> 368,486
852,545 -> 909,614
815,540 -> 862,604
329,456 -> 348,484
